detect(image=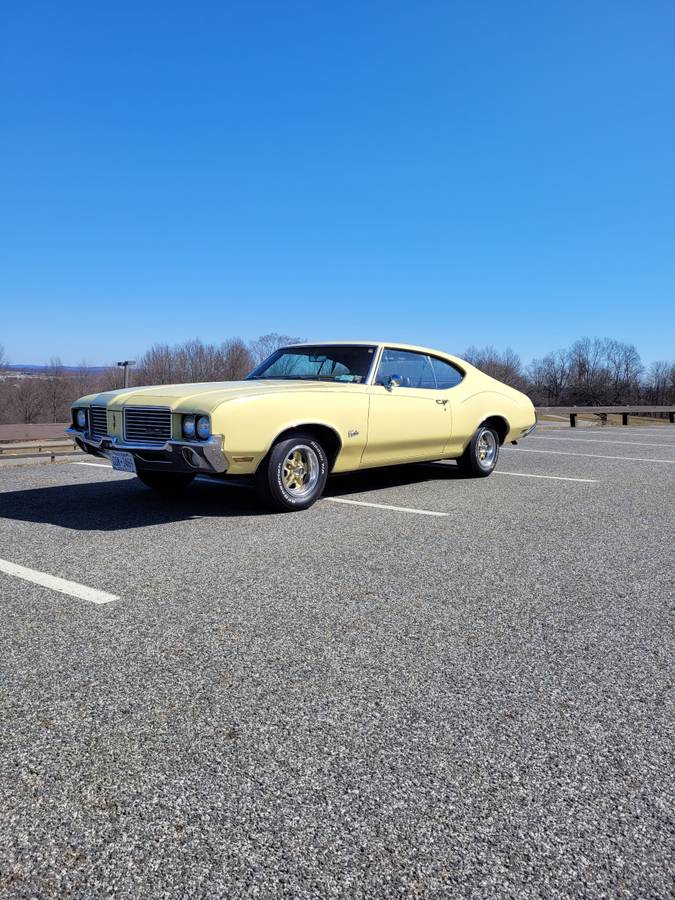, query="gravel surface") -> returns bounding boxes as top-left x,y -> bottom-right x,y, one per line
0,428 -> 673,898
